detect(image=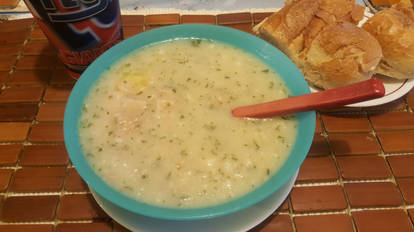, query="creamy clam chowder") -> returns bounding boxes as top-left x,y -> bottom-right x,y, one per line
79,39 -> 297,208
